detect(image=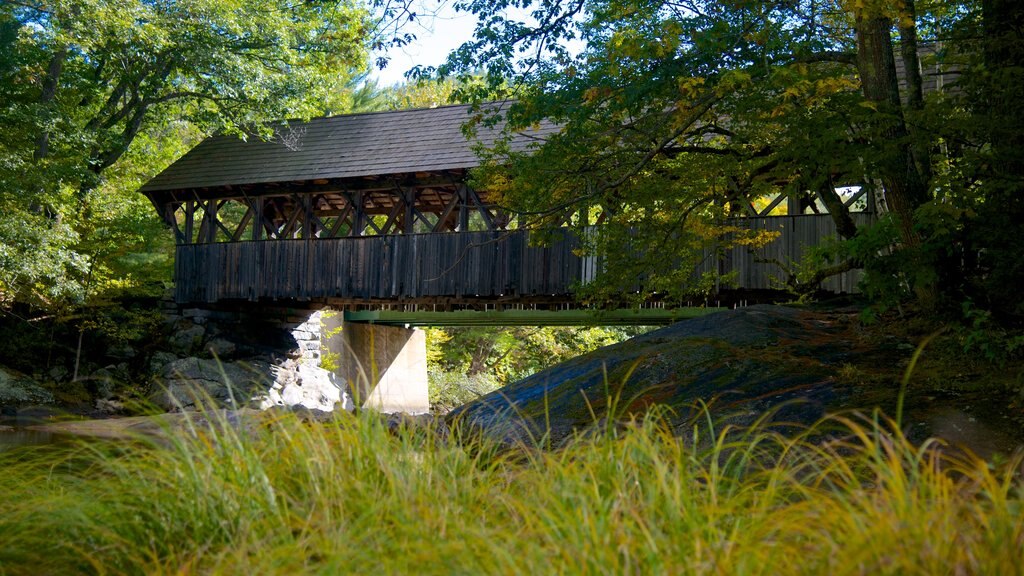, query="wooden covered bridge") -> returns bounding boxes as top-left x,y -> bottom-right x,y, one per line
141,103 -> 875,413
141,103 -> 870,309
